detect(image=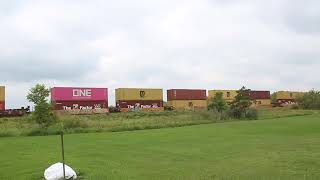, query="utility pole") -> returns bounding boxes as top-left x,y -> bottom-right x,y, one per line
61,131 -> 66,179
